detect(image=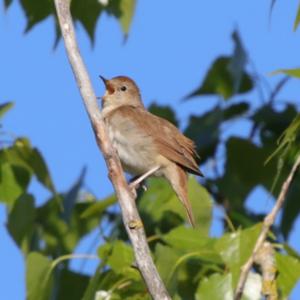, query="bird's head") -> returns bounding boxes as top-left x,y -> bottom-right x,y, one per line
100,76 -> 144,109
